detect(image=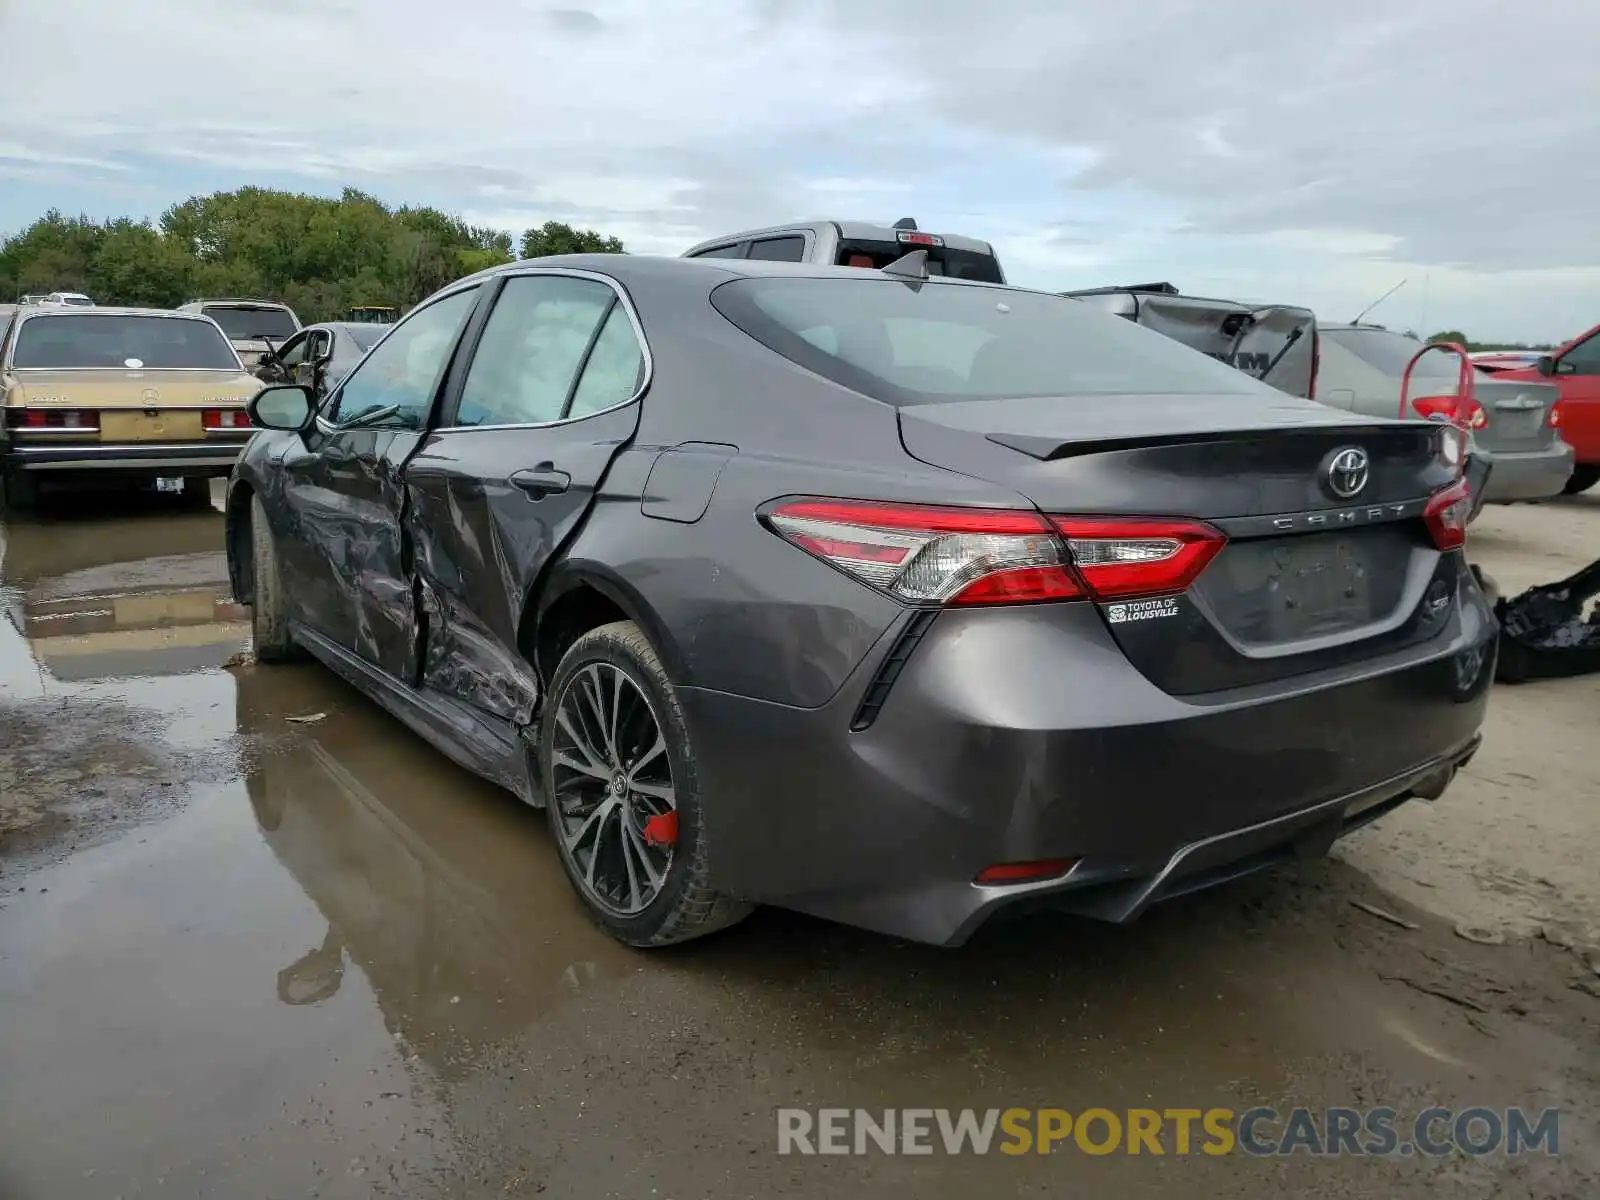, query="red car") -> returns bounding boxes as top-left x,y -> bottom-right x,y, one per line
1492,323 -> 1600,494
